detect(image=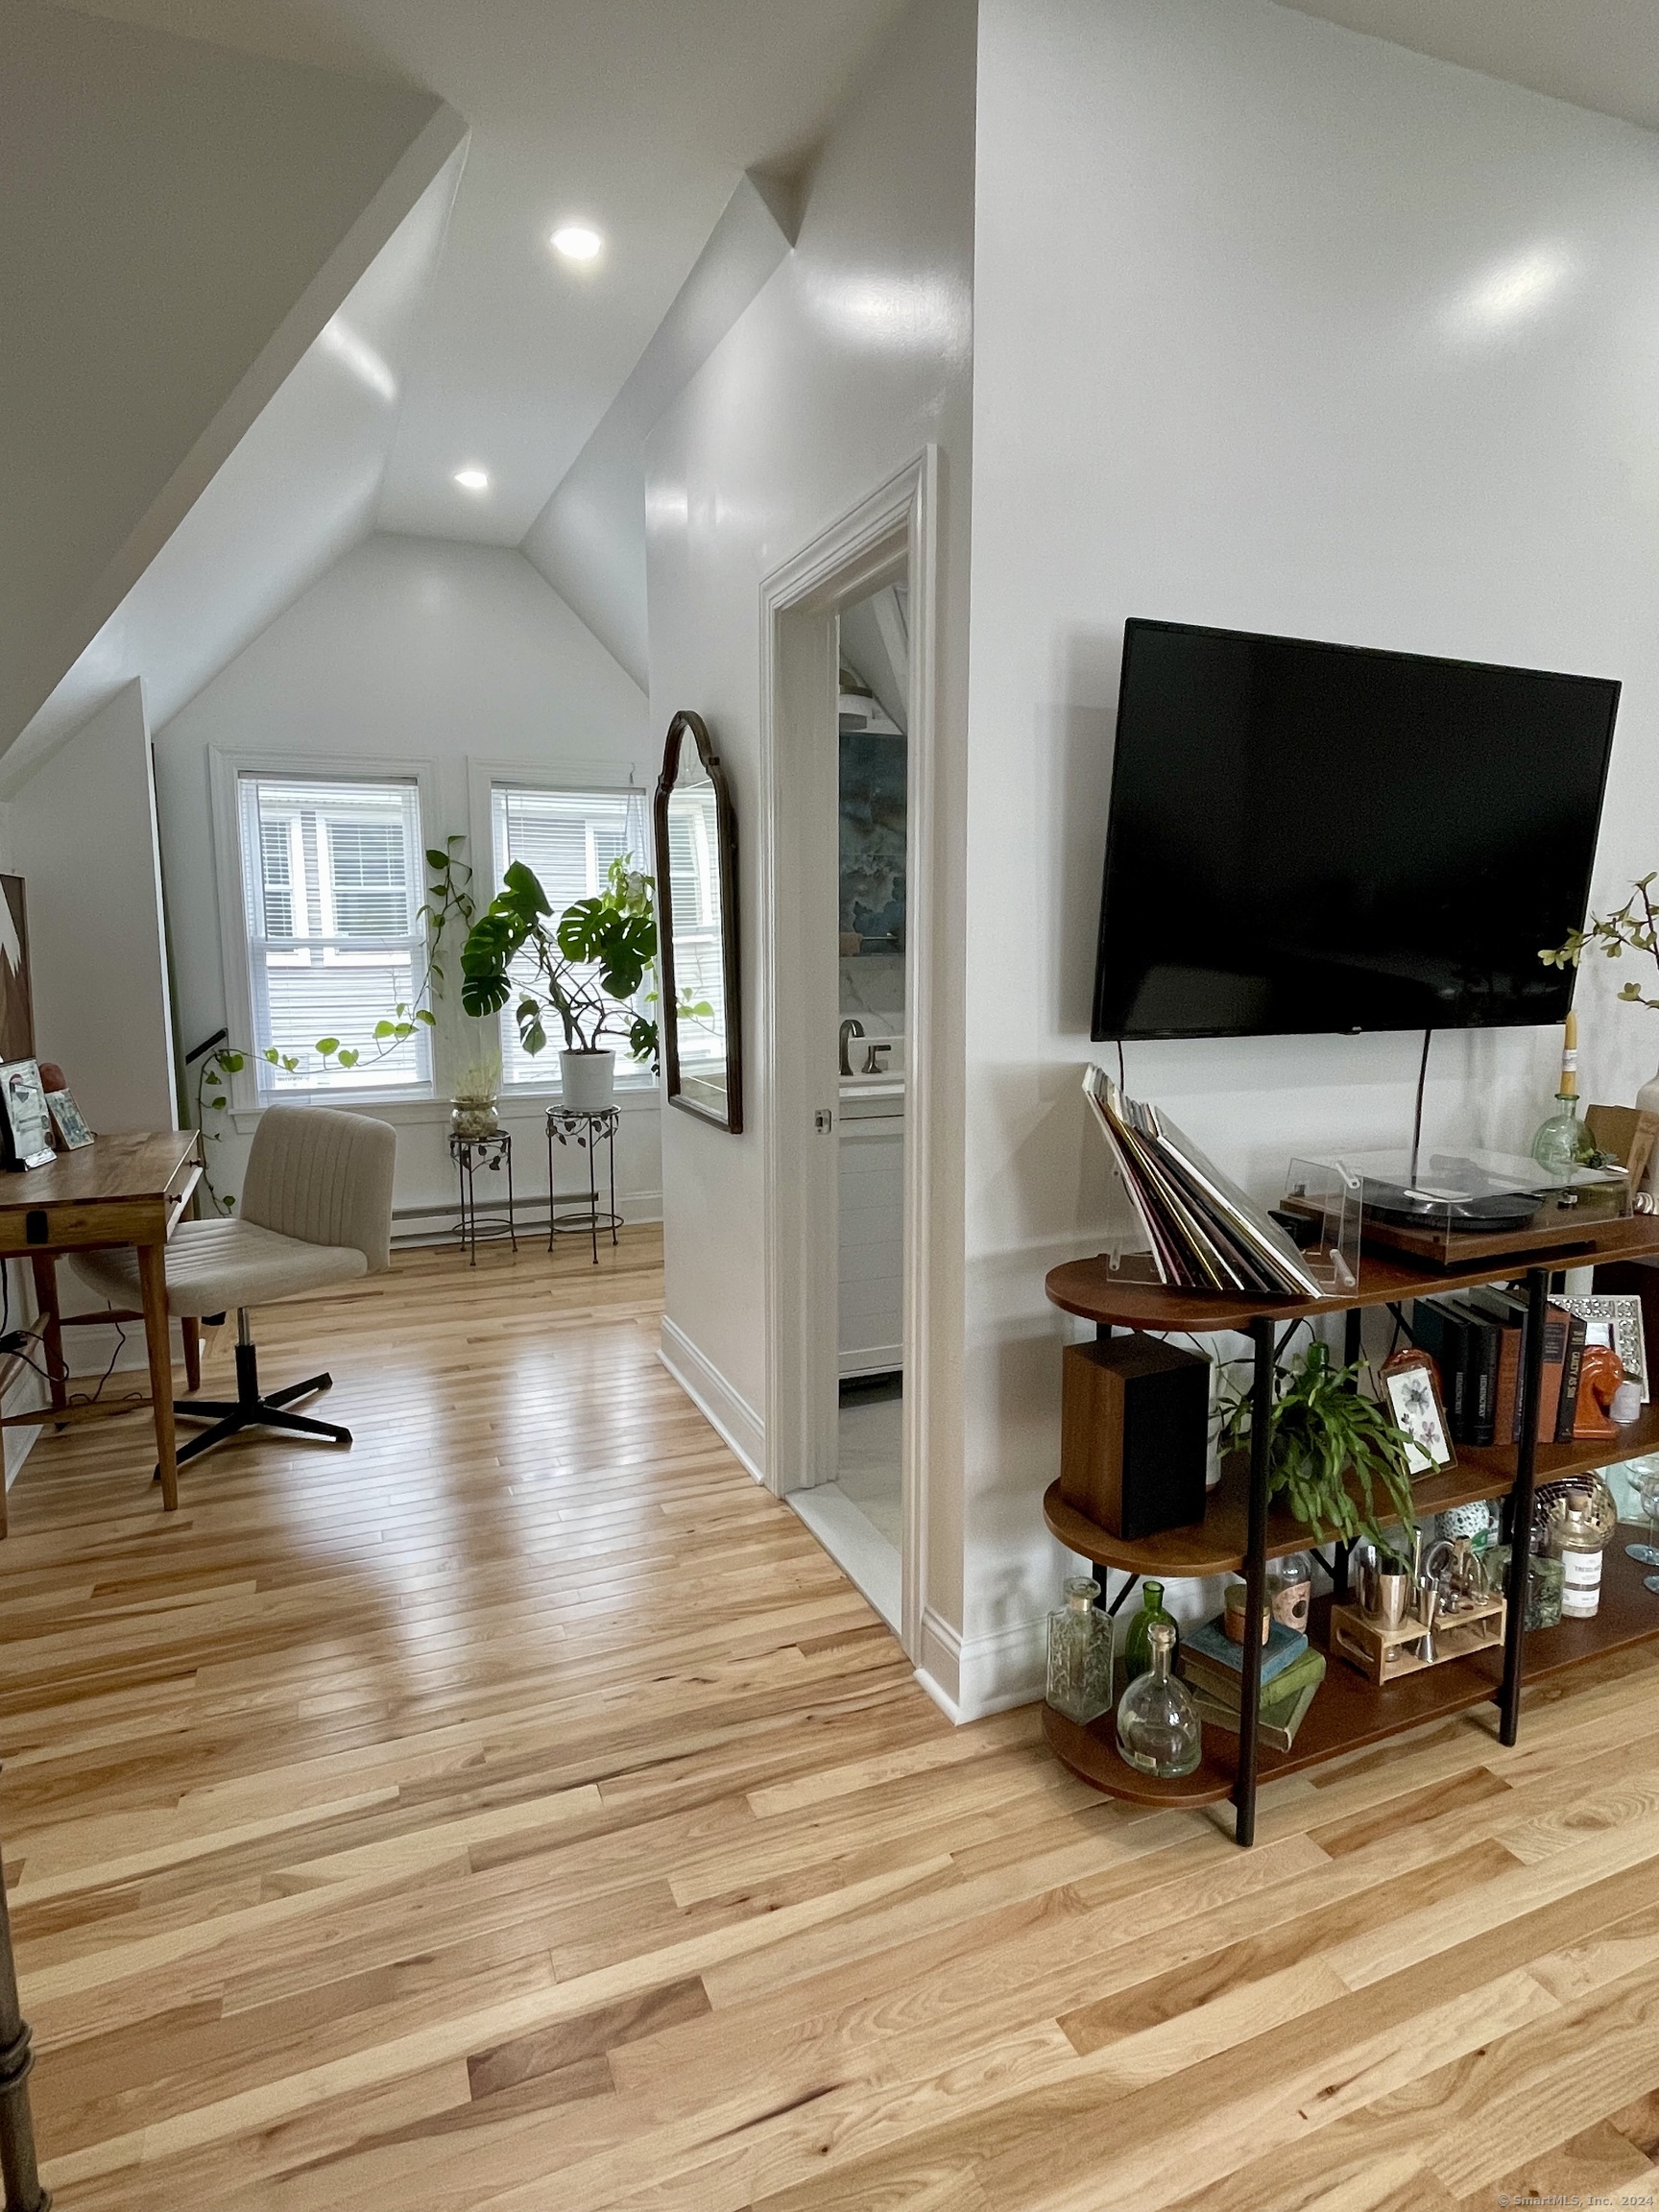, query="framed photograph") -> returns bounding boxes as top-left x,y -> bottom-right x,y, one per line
1381,1348 -> 1457,1476
45,1087 -> 93,1150
1551,1292 -> 1648,1405
0,1059 -> 55,1171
